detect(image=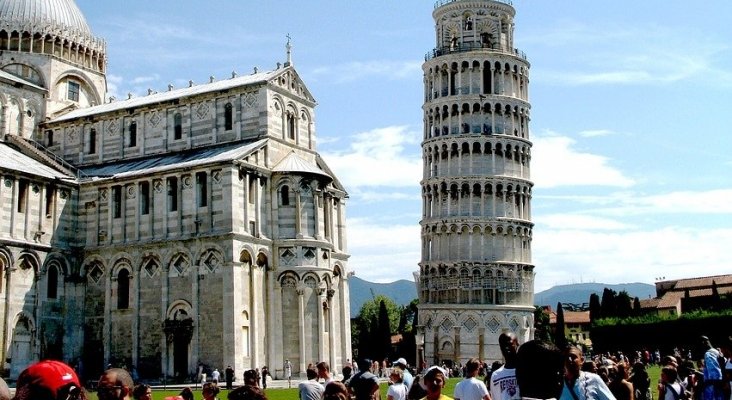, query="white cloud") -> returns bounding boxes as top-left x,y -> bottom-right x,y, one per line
531,132 -> 635,188
321,125 -> 422,189
578,129 -> 616,138
310,60 -> 422,84
535,214 -> 634,231
346,218 -> 421,283
533,226 -> 732,292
